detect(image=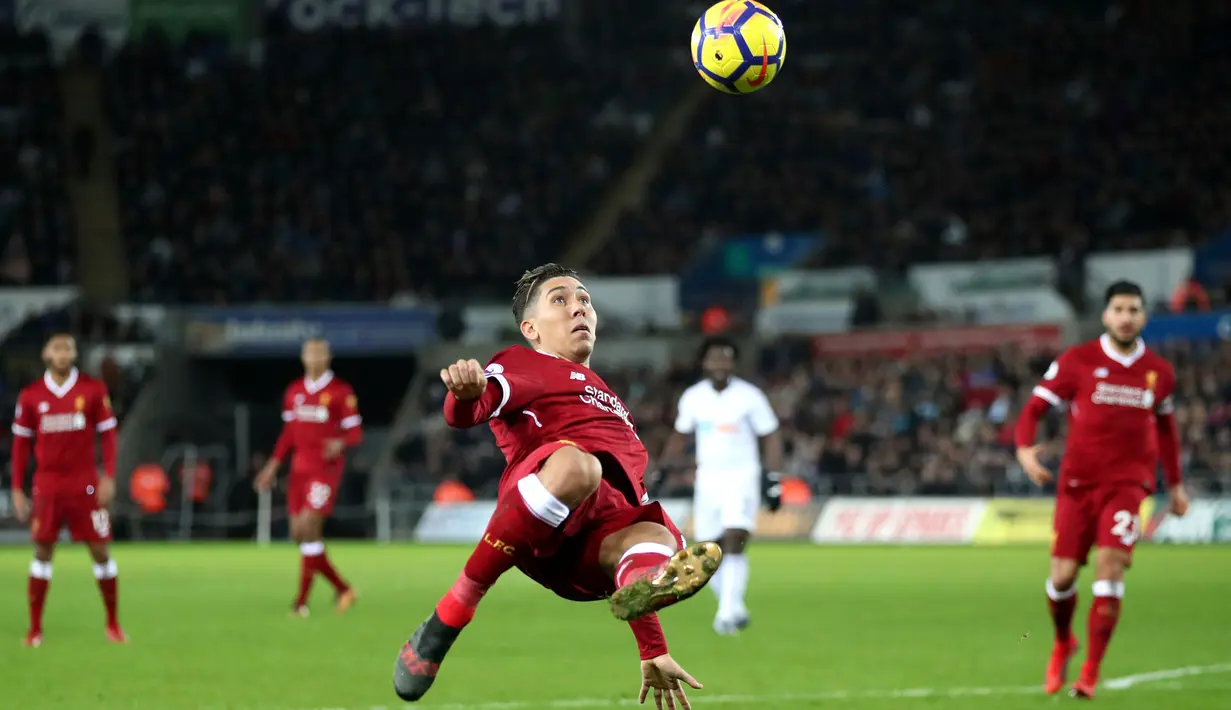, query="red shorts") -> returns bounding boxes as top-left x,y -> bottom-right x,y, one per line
287,475 -> 340,517
503,441 -> 685,603
30,493 -> 112,544
1053,483 -> 1150,566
